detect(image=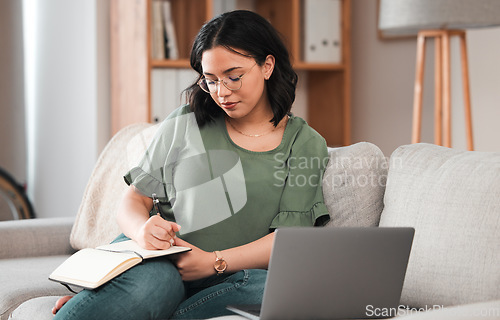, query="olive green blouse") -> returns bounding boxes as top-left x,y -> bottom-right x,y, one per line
125,105 -> 329,252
